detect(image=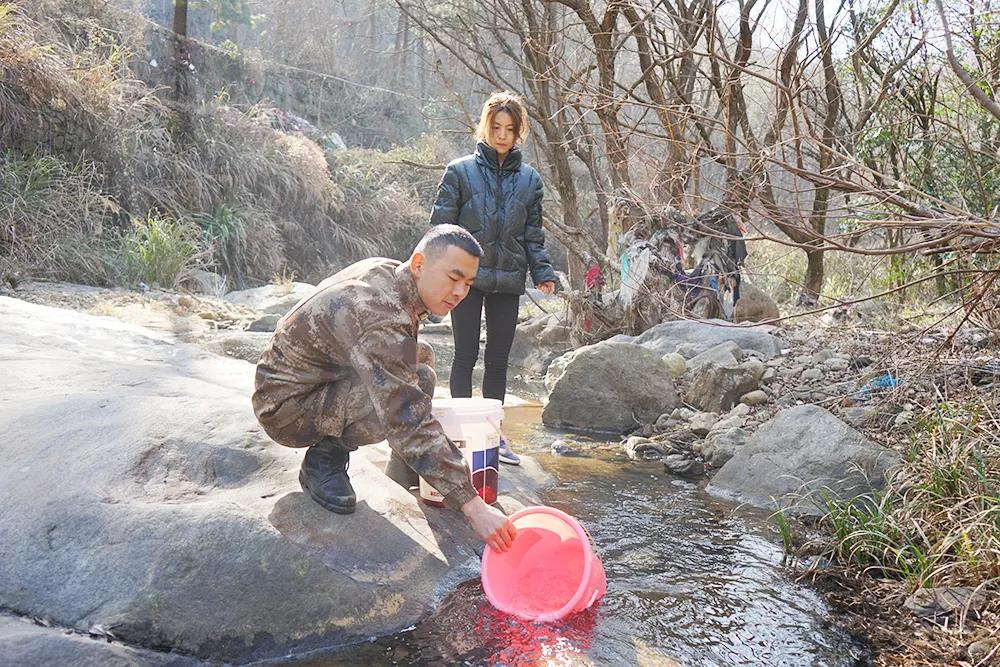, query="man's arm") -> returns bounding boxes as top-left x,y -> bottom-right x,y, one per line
348,324 -> 477,510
